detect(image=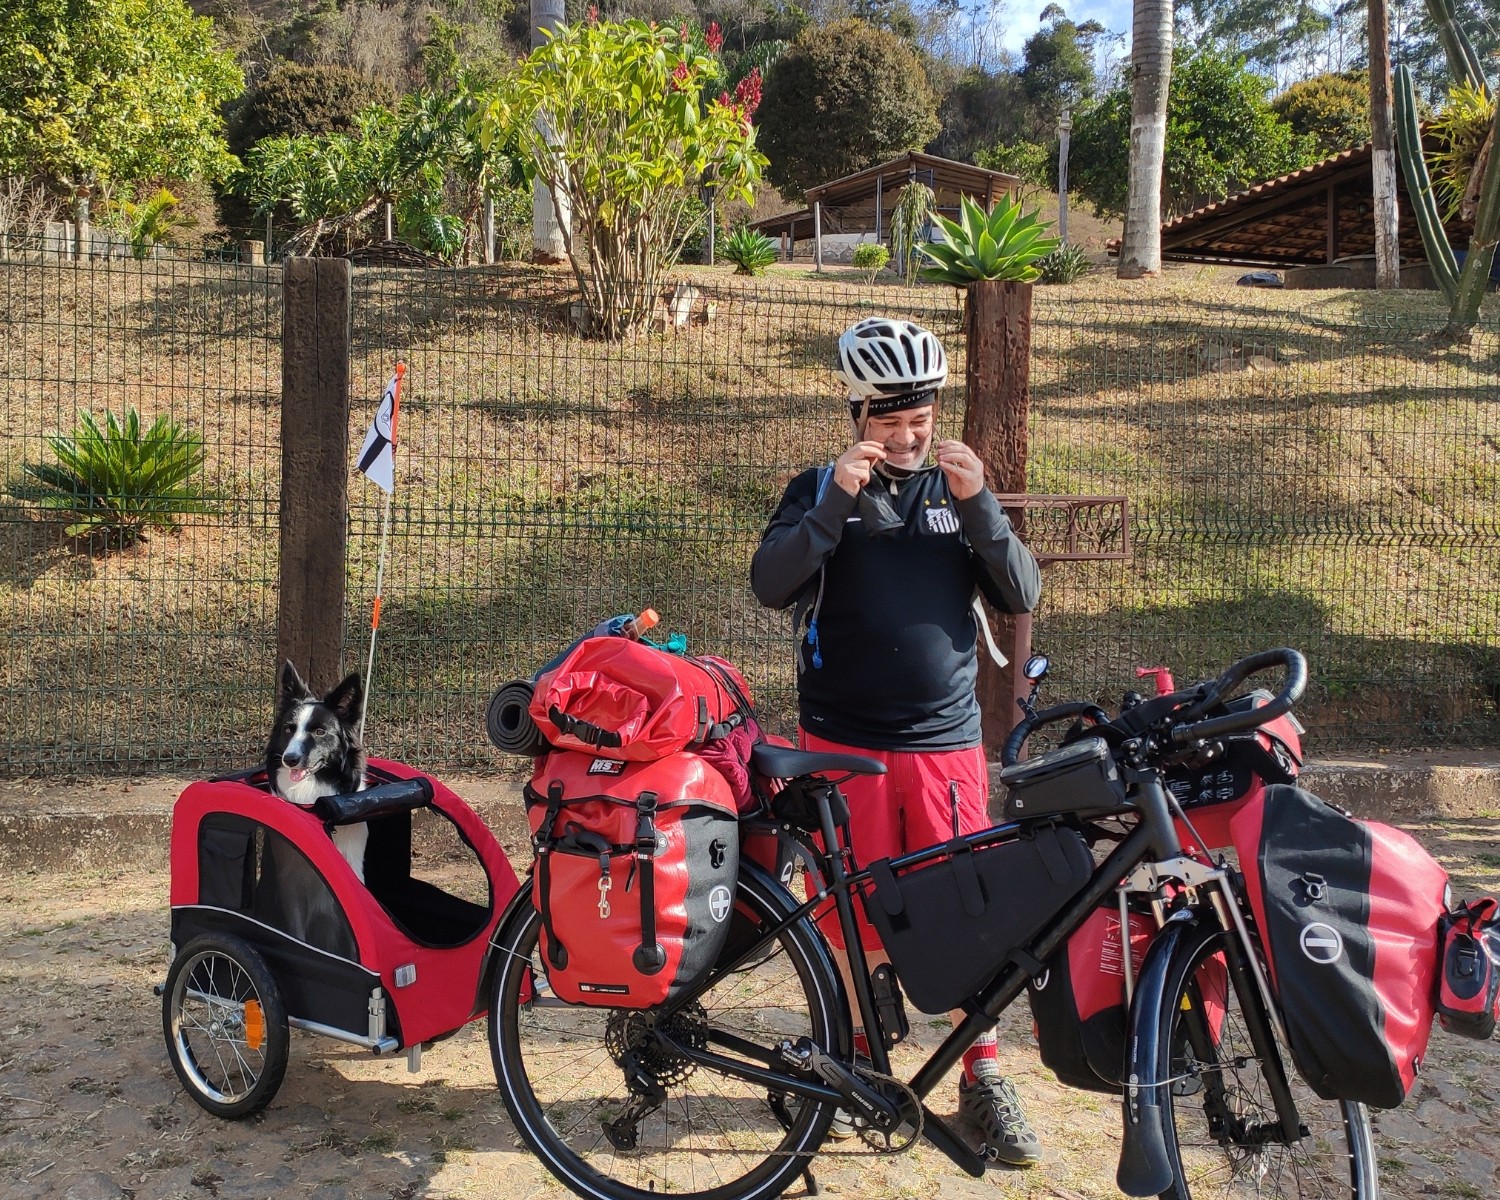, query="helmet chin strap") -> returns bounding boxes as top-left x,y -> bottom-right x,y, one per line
850,389 -> 936,482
